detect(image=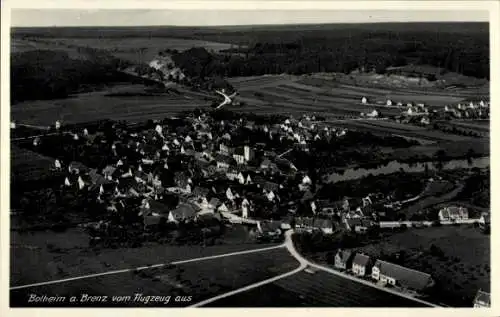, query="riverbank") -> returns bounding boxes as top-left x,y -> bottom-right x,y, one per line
326,156 -> 489,183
